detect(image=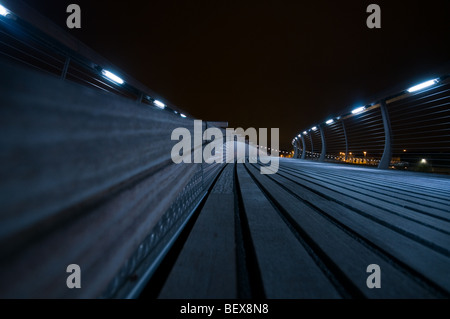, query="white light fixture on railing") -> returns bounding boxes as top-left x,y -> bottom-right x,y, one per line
303,131 -> 307,135
326,119 -> 334,125
101,70 -> 124,84
311,126 -> 317,131
407,79 -> 438,93
154,100 -> 165,109
180,113 -> 187,118
0,4 -> 10,17
351,106 -> 365,114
